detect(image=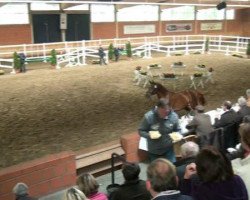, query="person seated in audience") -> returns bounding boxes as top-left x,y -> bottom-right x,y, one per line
181,146 -> 248,200
147,158 -> 193,200
77,173 -> 108,200
174,142 -> 199,183
110,162 -> 151,200
237,89 -> 250,123
214,100 -> 238,128
65,187 -> 88,200
12,182 -> 37,200
186,105 -> 214,147
231,122 -> 250,197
